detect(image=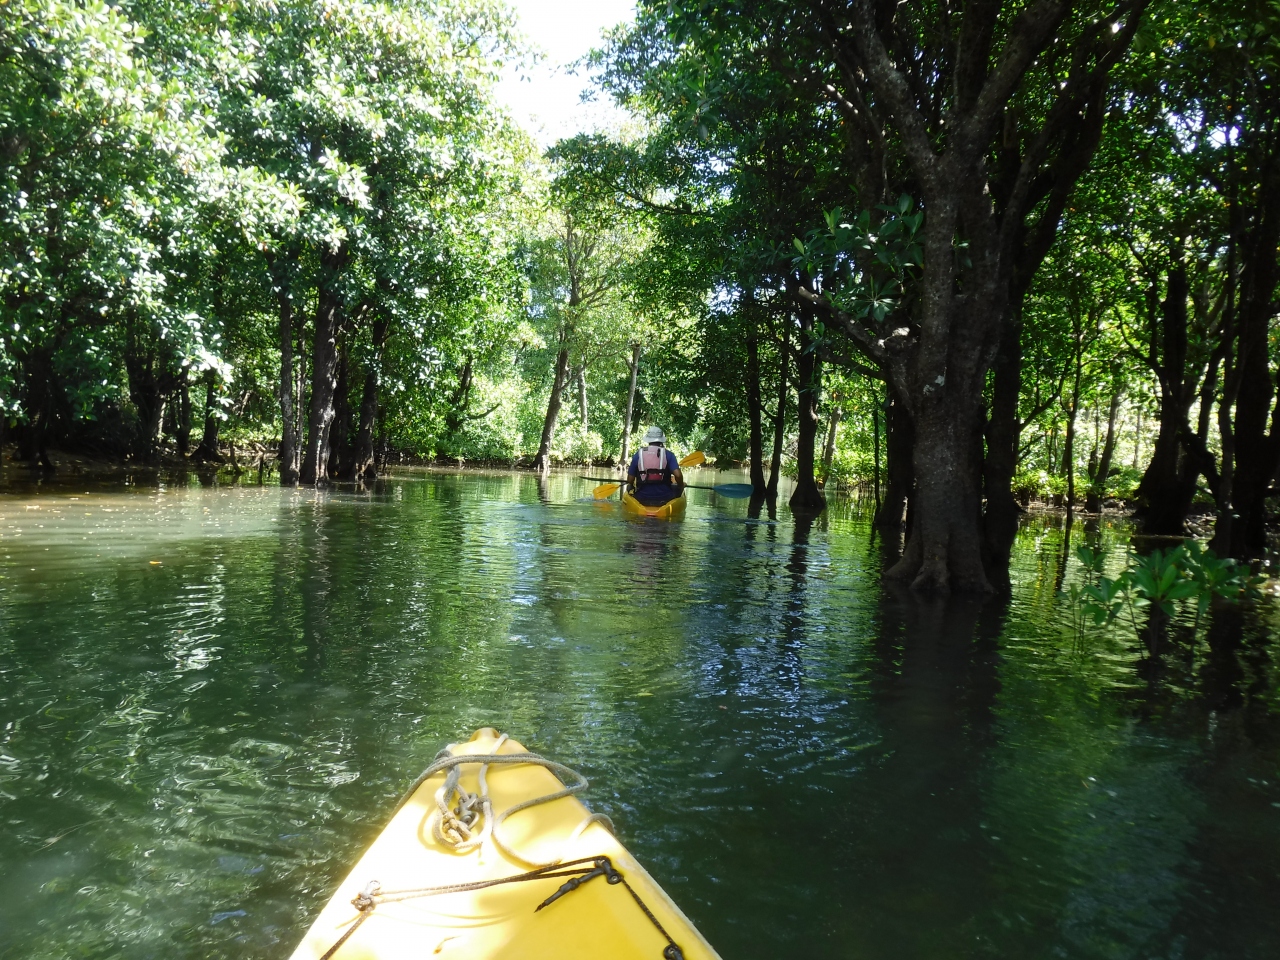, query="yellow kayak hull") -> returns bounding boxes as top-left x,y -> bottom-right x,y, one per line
290,729 -> 720,960
621,491 -> 687,520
